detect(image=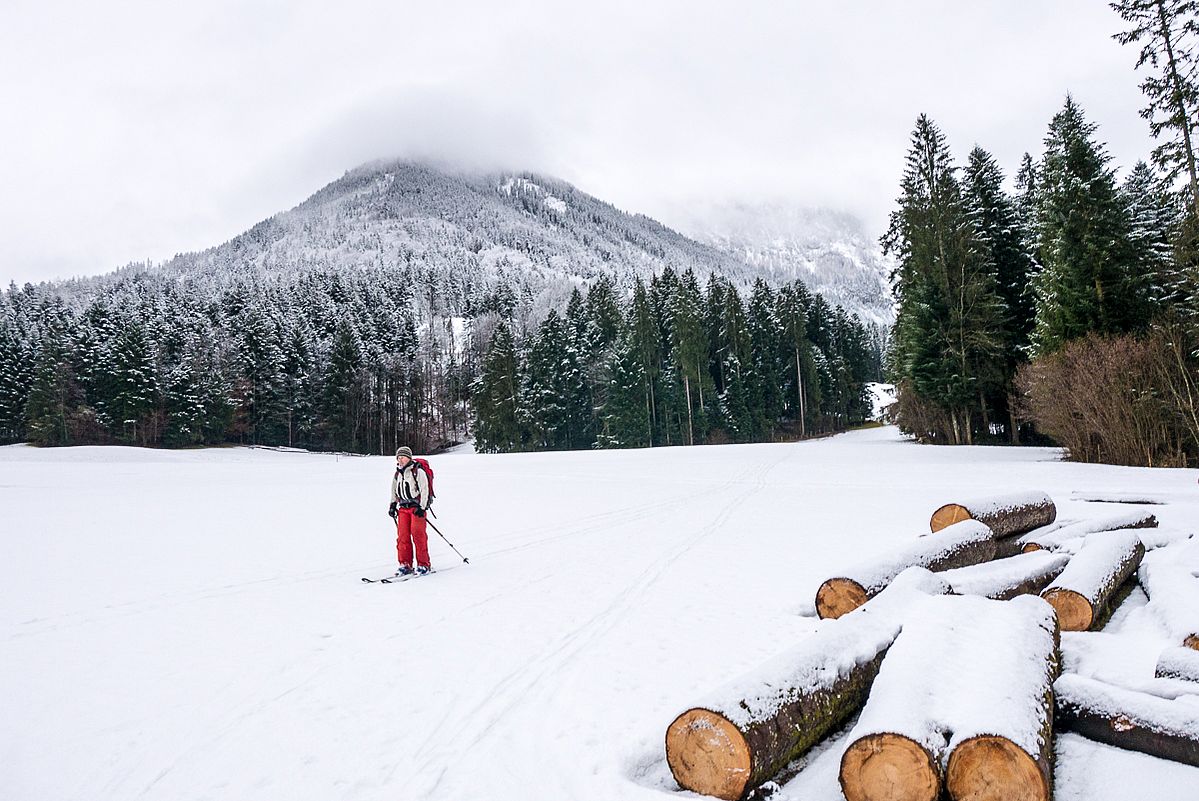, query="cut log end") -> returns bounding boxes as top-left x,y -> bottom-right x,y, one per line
815,578 -> 869,620
930,503 -> 972,533
840,733 -> 940,801
1021,543 -> 1044,553
946,735 -> 1049,801
665,709 -> 751,801
1042,587 -> 1093,632
1185,634 -> 1199,651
